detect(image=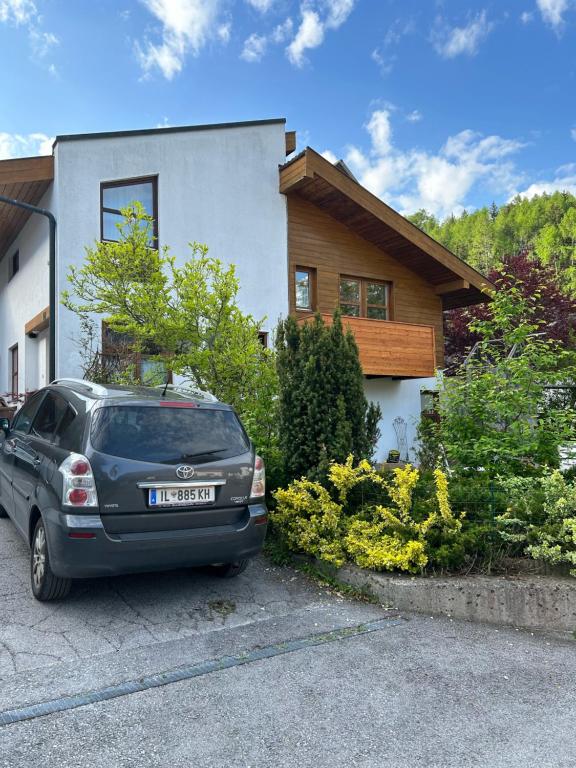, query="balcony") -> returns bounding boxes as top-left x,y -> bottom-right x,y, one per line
297,313 -> 437,378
